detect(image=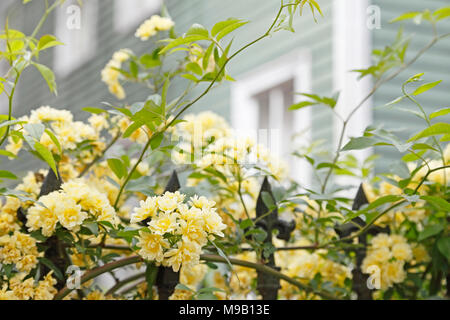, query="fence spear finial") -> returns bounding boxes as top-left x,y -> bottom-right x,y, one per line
155,170 -> 181,300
